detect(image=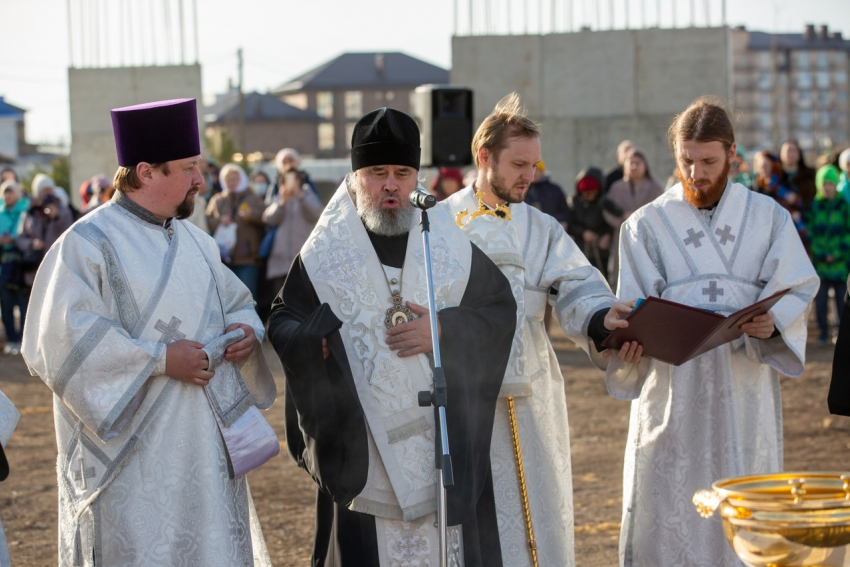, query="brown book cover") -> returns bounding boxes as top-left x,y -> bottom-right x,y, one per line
600,288 -> 791,366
